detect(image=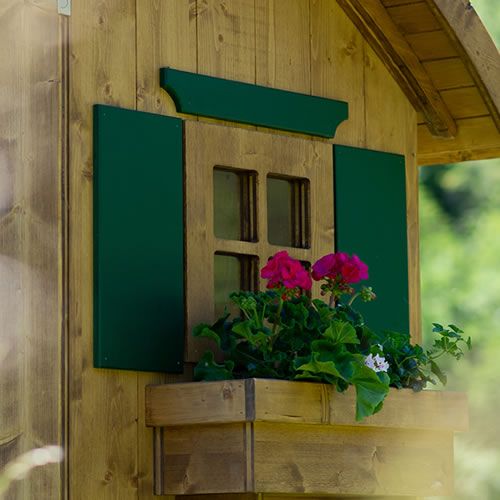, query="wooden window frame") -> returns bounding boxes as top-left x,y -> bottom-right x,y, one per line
185,120 -> 334,362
